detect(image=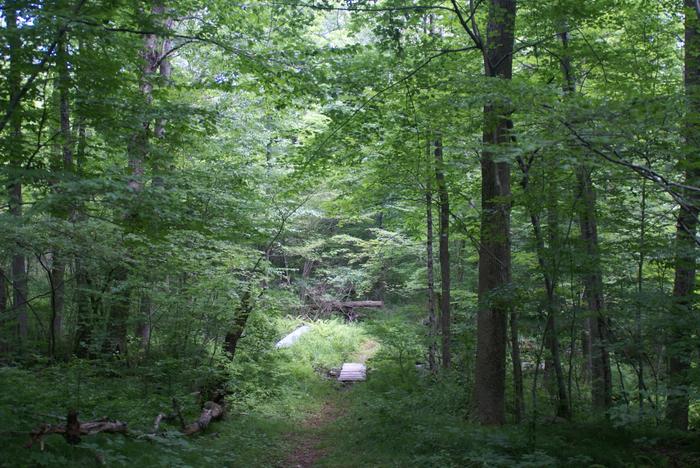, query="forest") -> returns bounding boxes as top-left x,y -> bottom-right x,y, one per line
1,0 -> 699,466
